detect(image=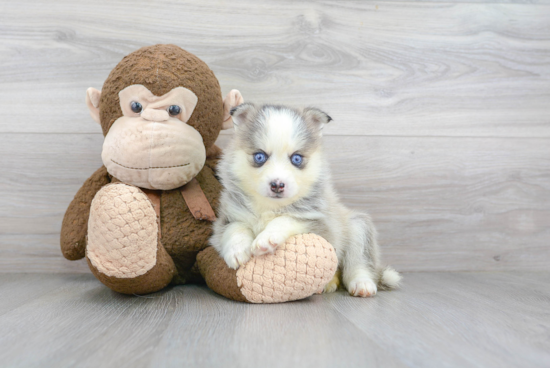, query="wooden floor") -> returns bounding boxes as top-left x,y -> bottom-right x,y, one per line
0,272 -> 548,368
